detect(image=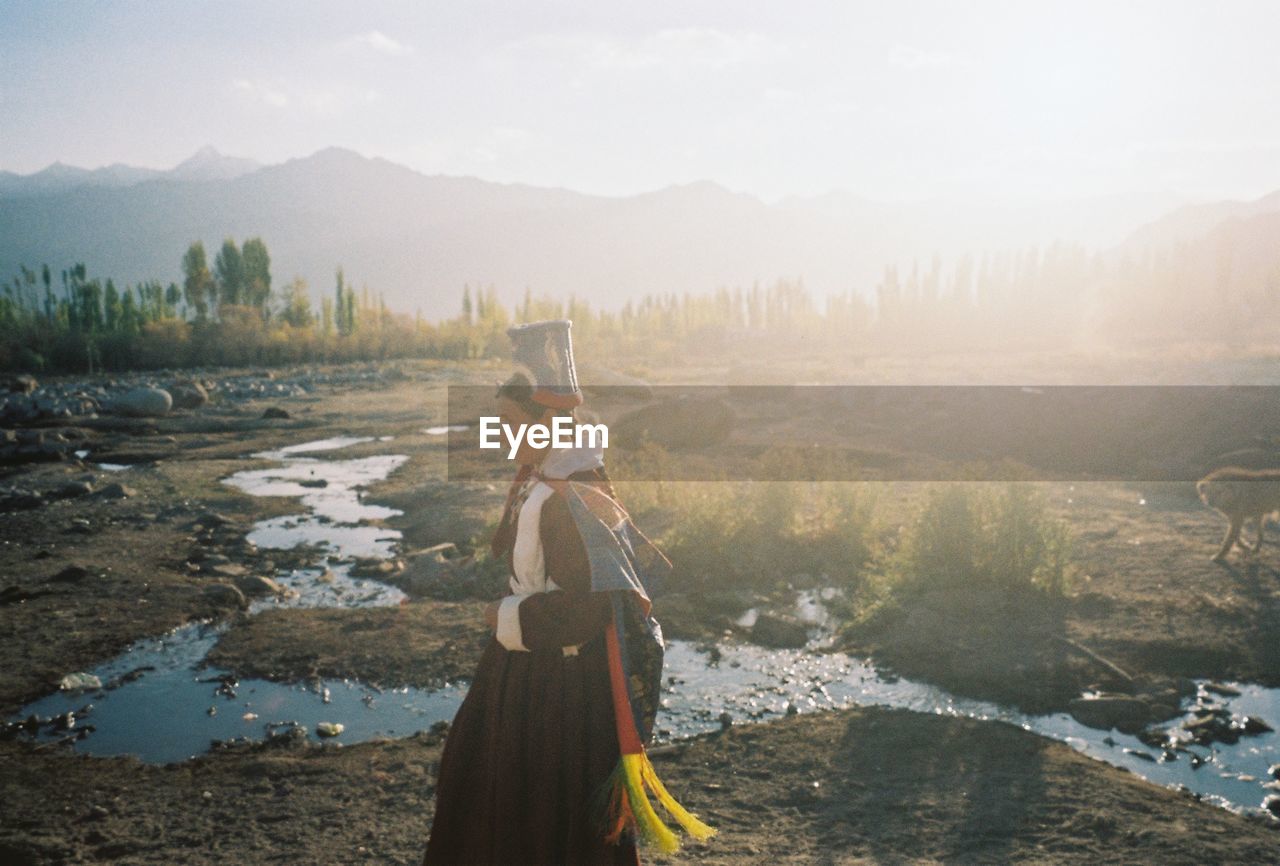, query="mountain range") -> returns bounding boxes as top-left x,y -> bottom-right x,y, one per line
1,147 -> 1277,319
